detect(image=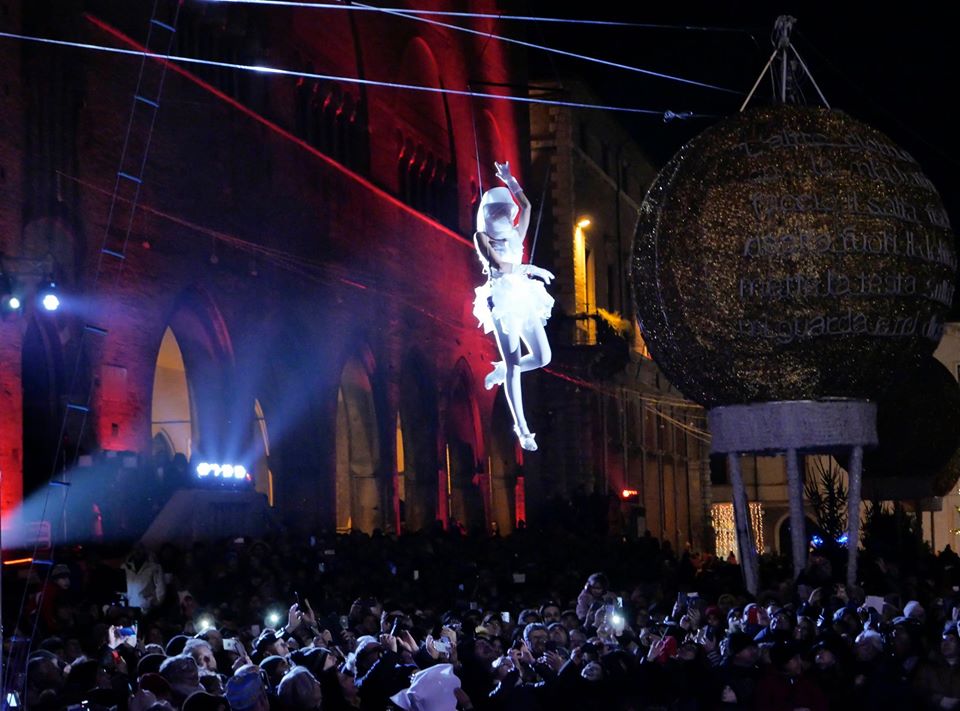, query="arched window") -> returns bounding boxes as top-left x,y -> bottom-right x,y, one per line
335,357 -> 382,532
151,327 -> 193,459
253,399 -> 273,506
393,38 -> 458,226
444,362 -> 485,532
